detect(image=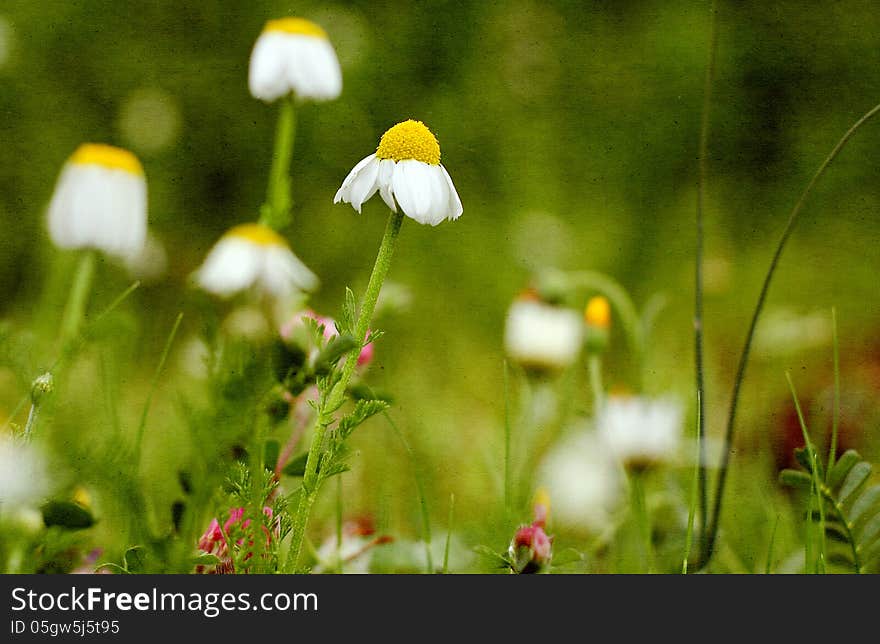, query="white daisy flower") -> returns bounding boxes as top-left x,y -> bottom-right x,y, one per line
193,223 -> 318,299
504,296 -> 584,370
597,396 -> 683,469
248,17 -> 342,102
47,143 -> 147,260
334,119 -> 463,226
537,430 -> 623,534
